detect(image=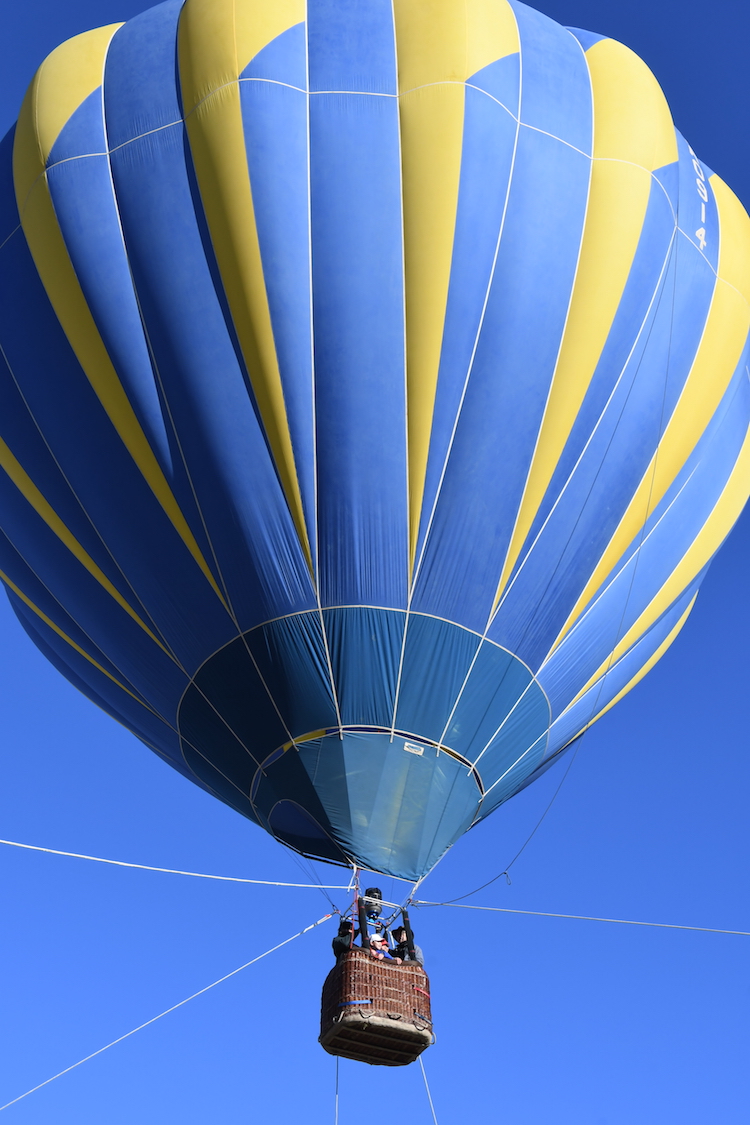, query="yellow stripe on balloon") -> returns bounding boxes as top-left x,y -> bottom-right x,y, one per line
394,0 -> 519,568
551,173 -> 750,653
566,405 -> 750,707
0,436 -> 168,651
0,565 -> 160,711
493,37 -> 678,606
12,28 -> 226,609
557,592 -> 697,747
178,0 -> 311,569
